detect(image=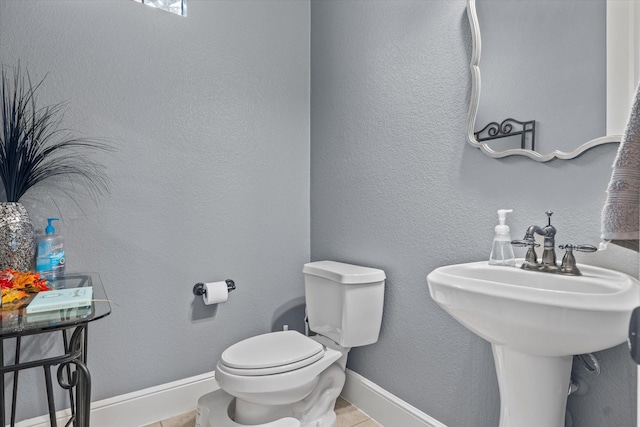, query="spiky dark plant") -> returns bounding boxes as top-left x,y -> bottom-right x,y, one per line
0,64 -> 109,203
